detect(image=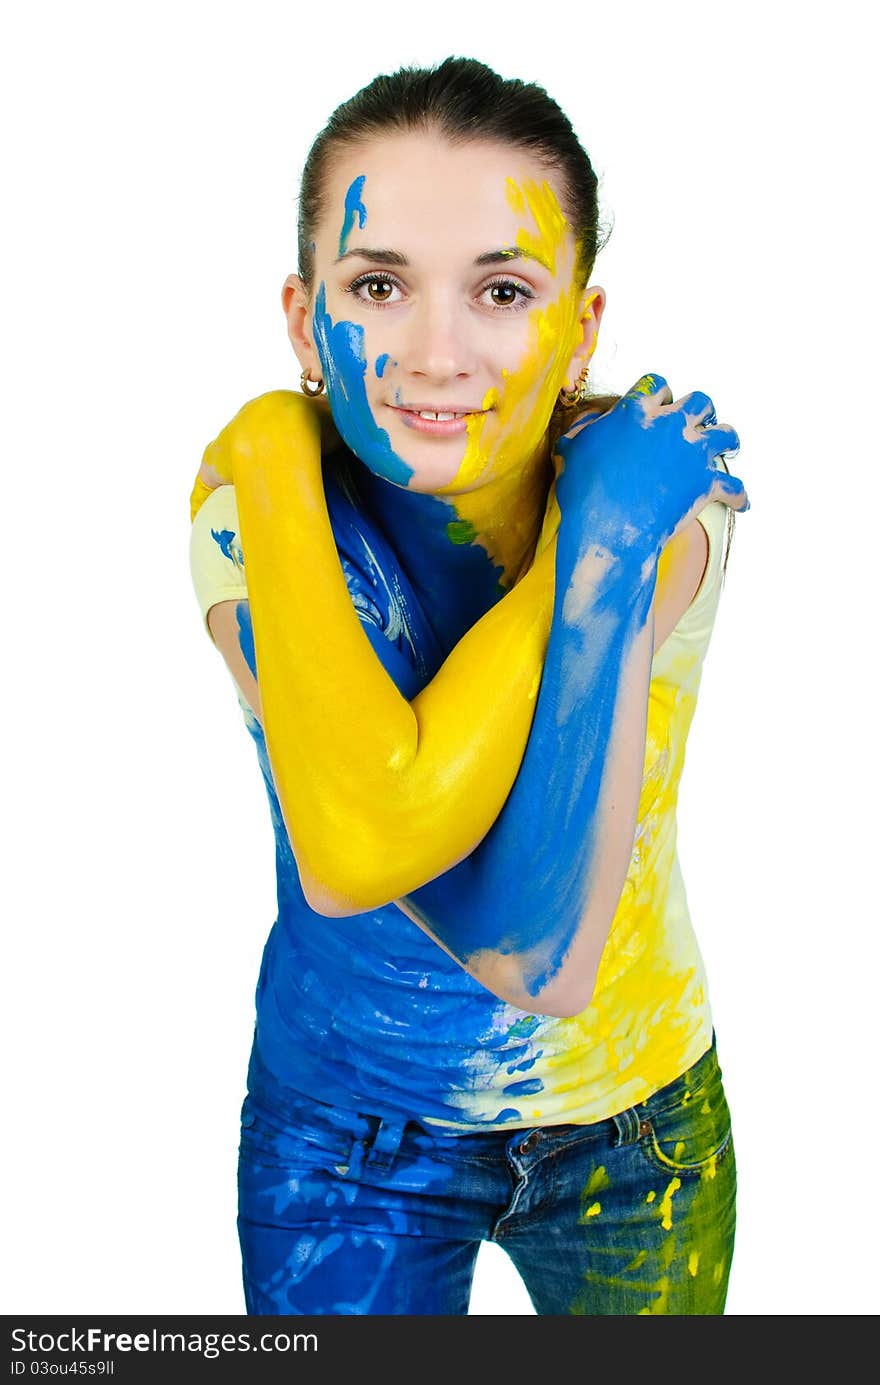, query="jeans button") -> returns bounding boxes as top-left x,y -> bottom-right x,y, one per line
519,1132 -> 539,1154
